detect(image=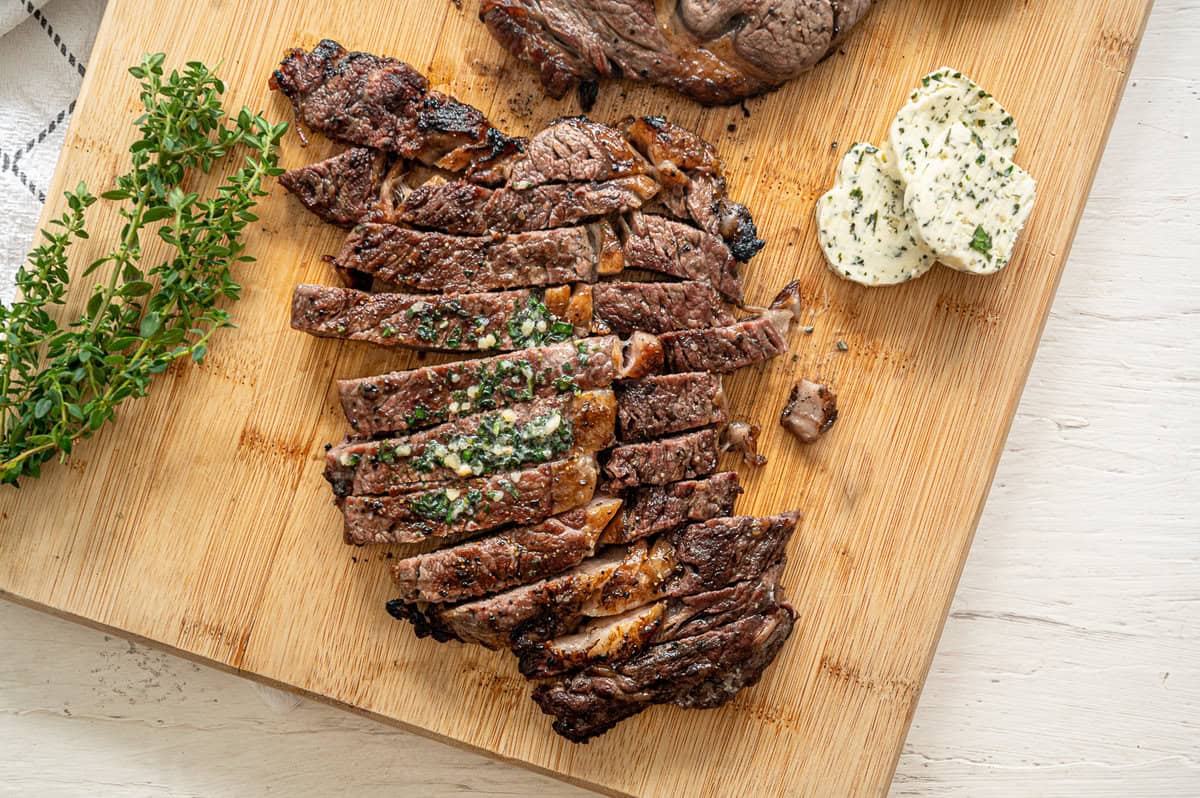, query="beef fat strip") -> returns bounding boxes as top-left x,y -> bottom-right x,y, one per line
615,373 -> 727,442
339,337 -> 620,437
270,39 -> 523,180
327,390 -> 616,495
393,511 -> 800,648
341,455 -> 598,545
390,497 -> 621,603
602,427 -> 720,490
600,471 -> 742,545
